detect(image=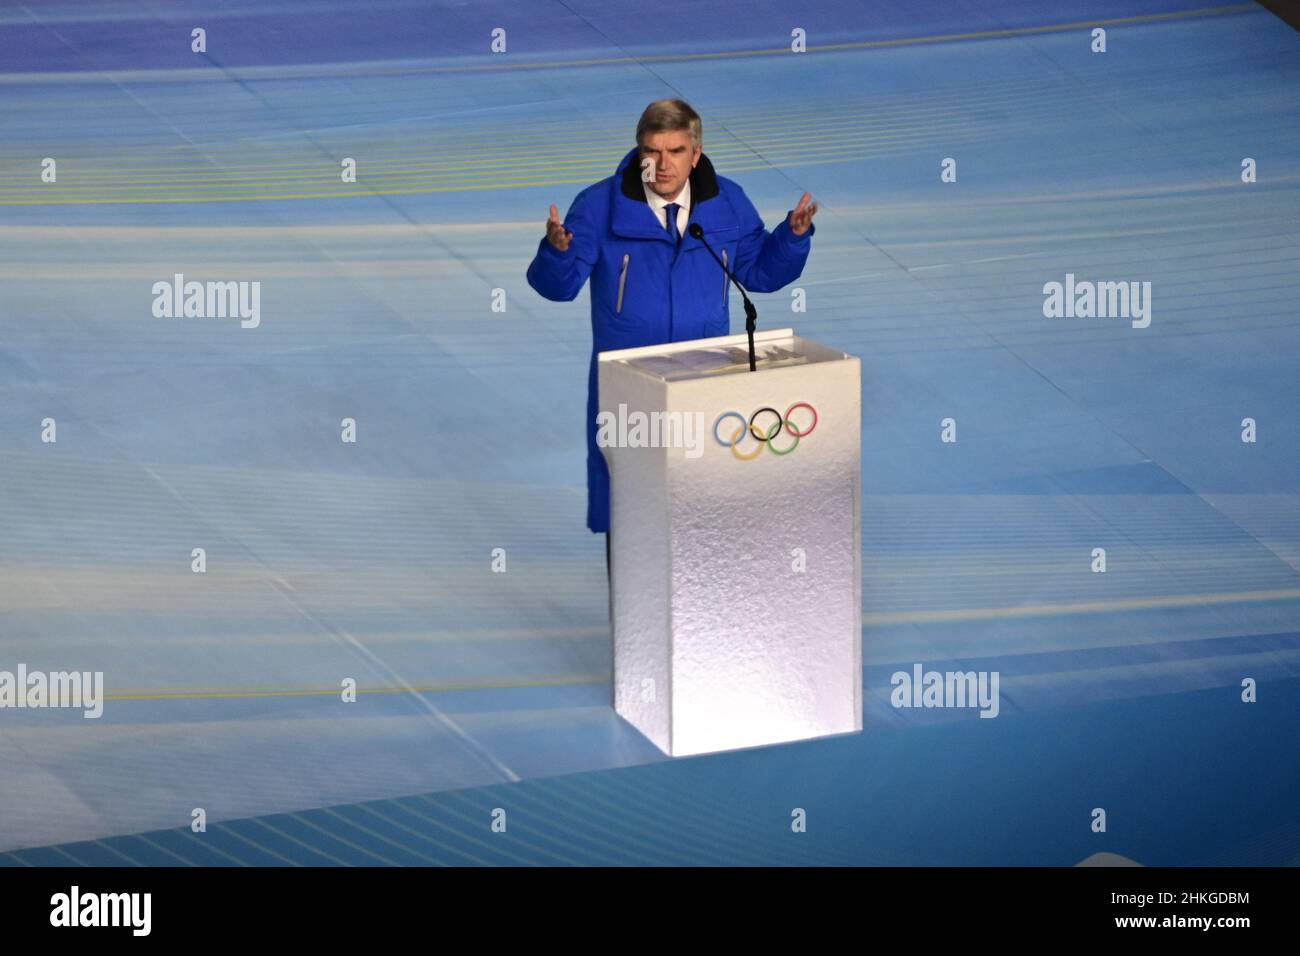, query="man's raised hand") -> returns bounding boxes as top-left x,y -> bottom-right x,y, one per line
787,192 -> 818,237
546,203 -> 574,252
